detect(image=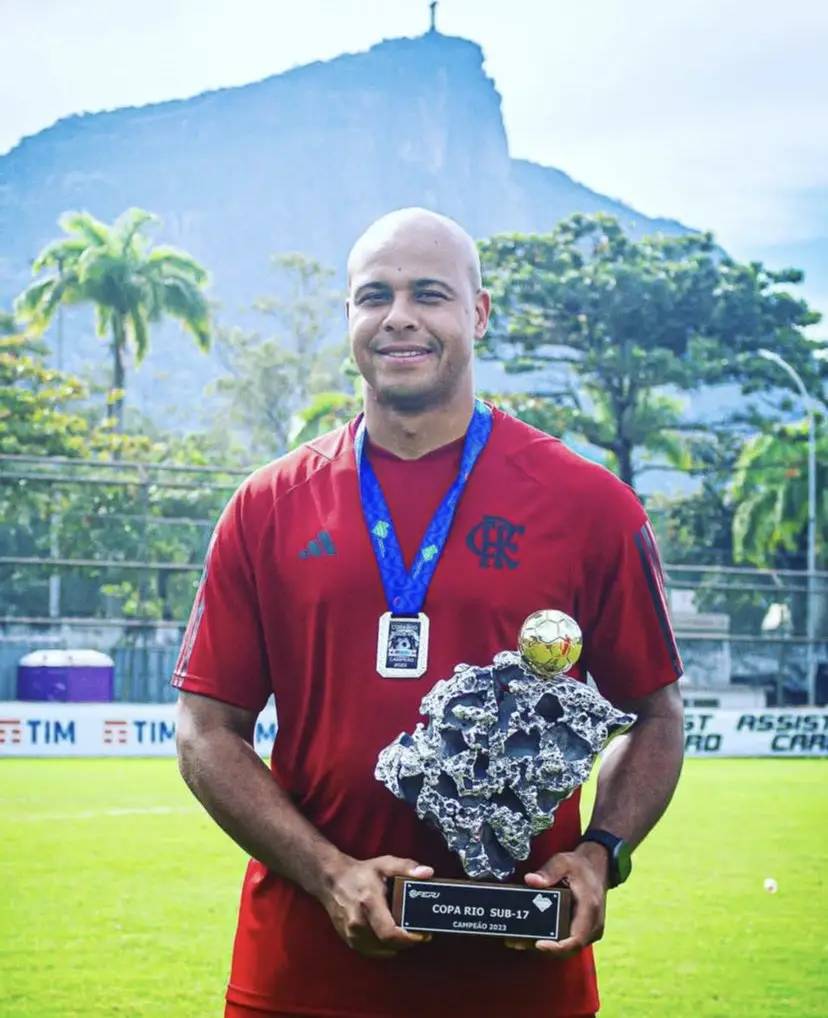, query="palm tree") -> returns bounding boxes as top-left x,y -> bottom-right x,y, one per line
730,418 -> 827,569
486,385 -> 693,489
16,207 -> 211,431
731,417 -> 828,638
